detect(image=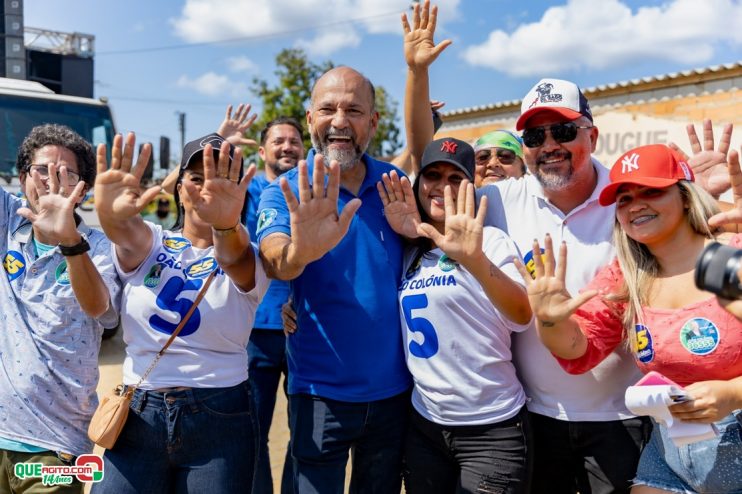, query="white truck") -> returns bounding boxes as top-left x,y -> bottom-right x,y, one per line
0,76 -> 115,225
